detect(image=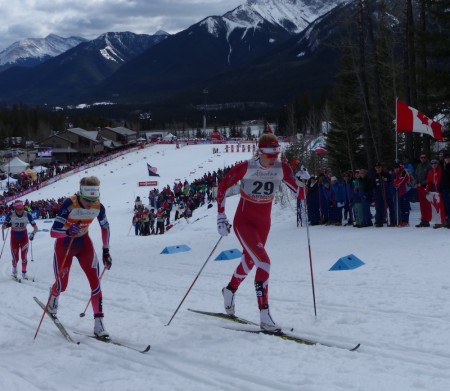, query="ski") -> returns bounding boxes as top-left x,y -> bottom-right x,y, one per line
189,308 -> 360,351
12,273 -> 35,283
15,275 -> 35,283
34,296 -> 78,344
188,308 -> 260,326
223,326 -> 360,351
11,275 -> 22,283
191,215 -> 208,224
73,331 -> 150,354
